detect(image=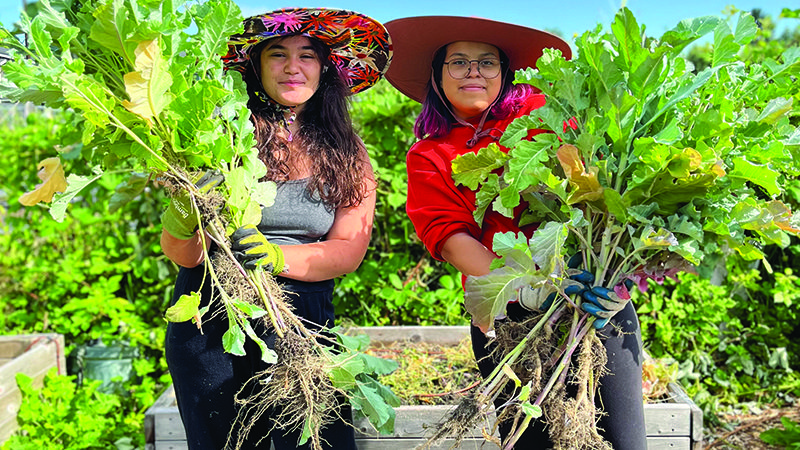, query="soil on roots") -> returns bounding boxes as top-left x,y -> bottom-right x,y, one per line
490,315 -> 613,450
421,396 -> 486,450
228,330 -> 342,450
